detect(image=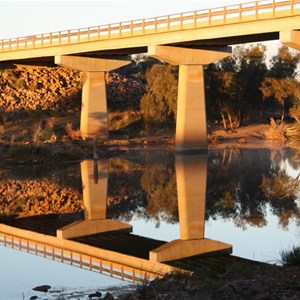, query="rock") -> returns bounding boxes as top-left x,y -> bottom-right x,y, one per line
103,292 -> 114,300
32,284 -> 51,292
88,291 -> 102,298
